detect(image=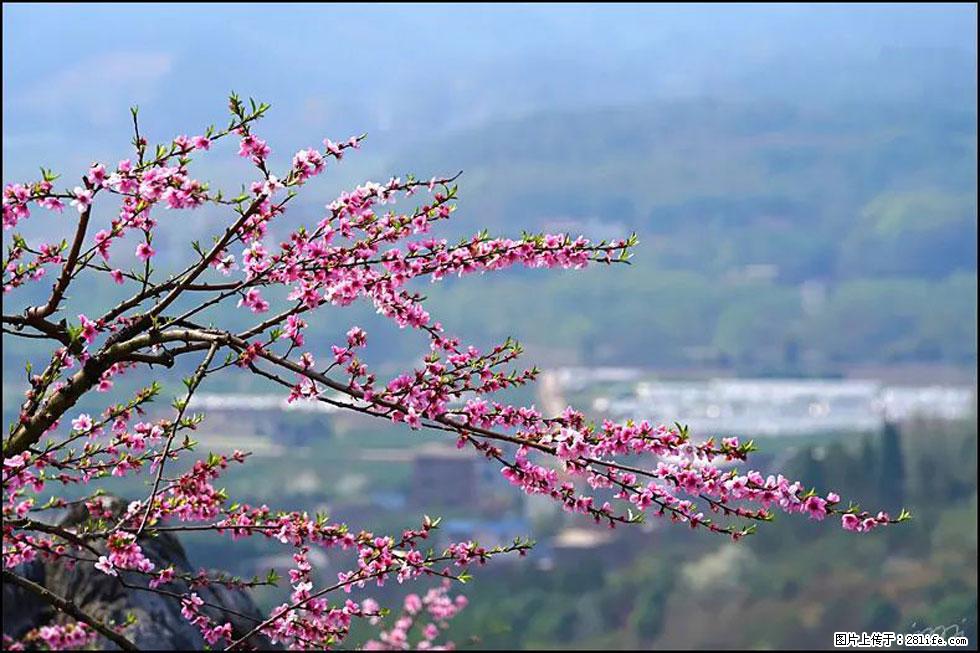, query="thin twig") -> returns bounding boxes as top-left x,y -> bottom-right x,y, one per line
2,569 -> 140,651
